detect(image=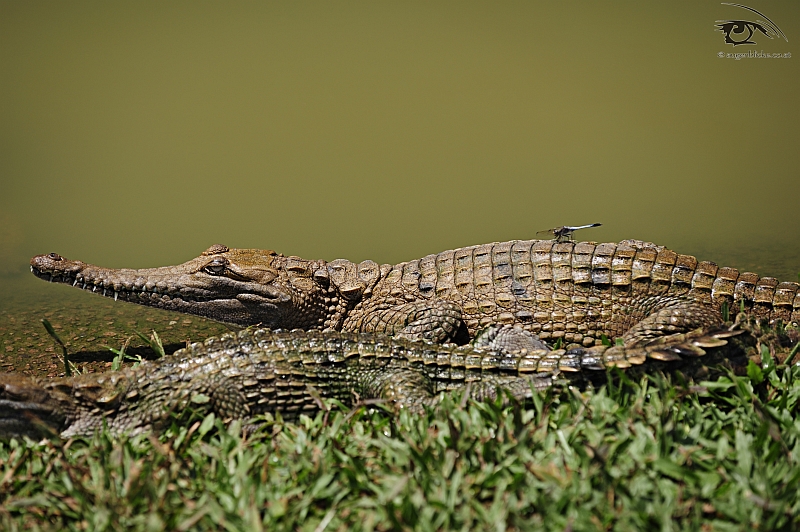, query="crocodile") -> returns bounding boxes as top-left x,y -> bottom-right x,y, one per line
0,326 -> 748,439
30,239 -> 800,353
